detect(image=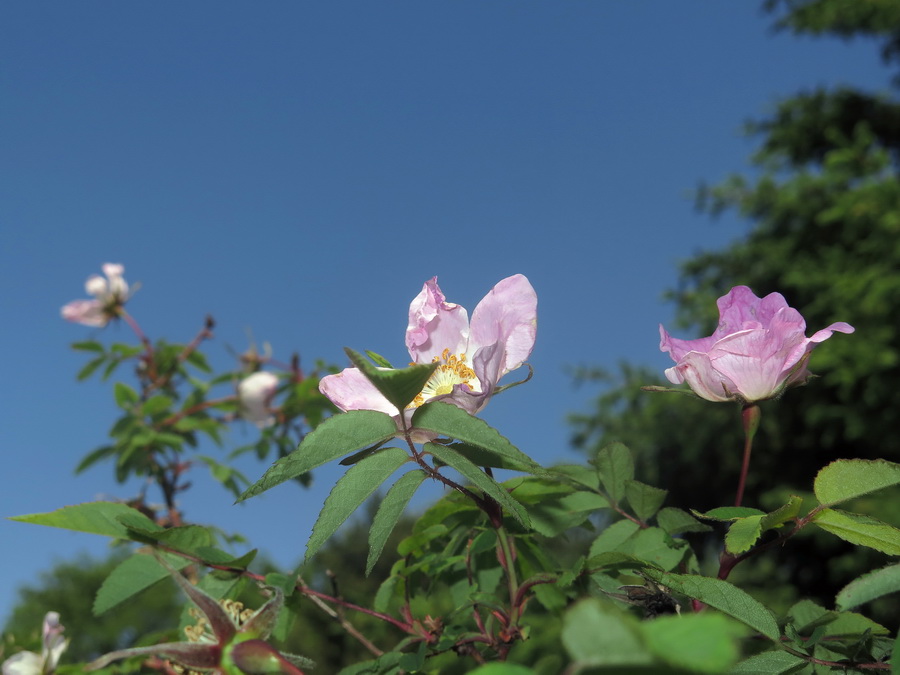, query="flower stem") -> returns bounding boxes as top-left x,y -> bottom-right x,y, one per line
734,403 -> 761,507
